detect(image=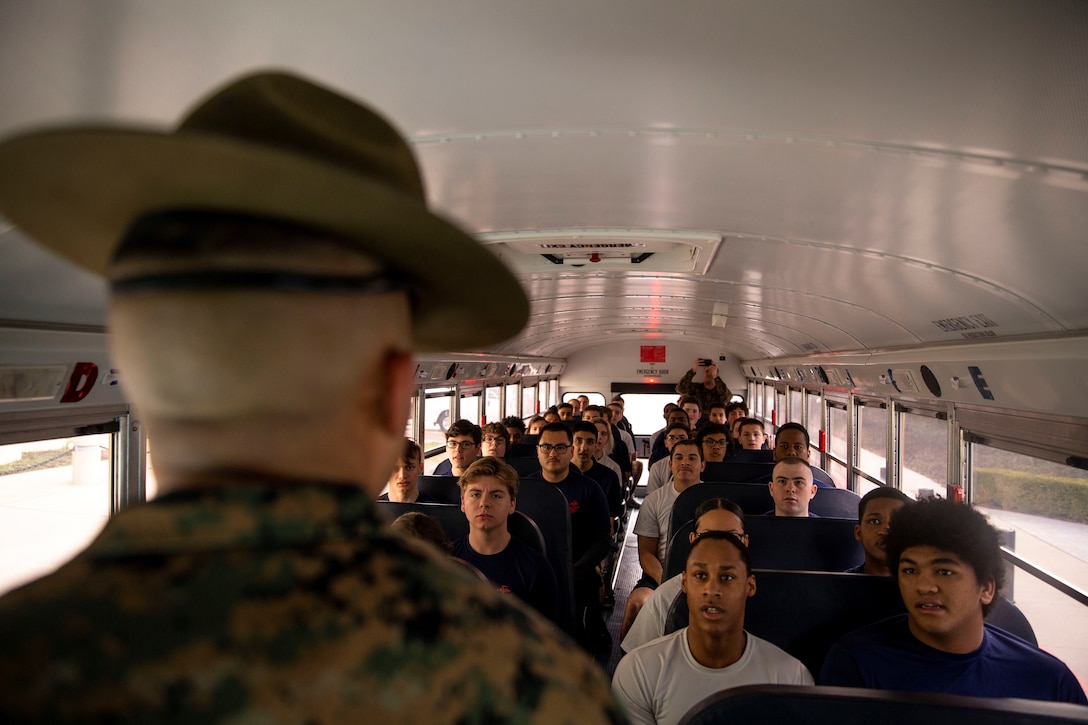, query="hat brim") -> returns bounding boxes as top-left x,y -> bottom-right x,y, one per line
0,127 -> 528,351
